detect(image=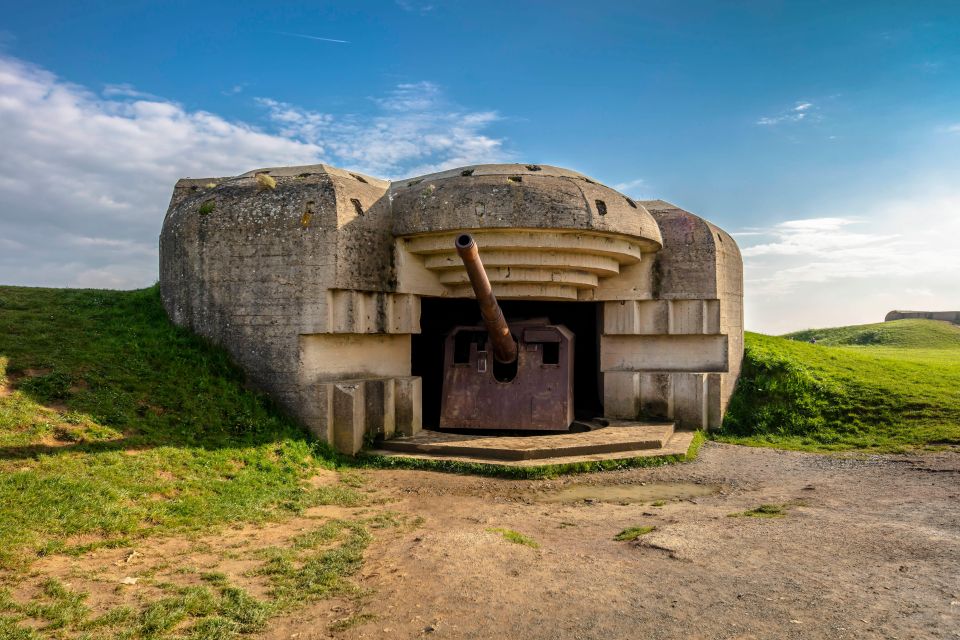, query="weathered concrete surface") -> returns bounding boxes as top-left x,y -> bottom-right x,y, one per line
378,421 -> 675,461
886,310 -> 960,324
159,164 -> 743,452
